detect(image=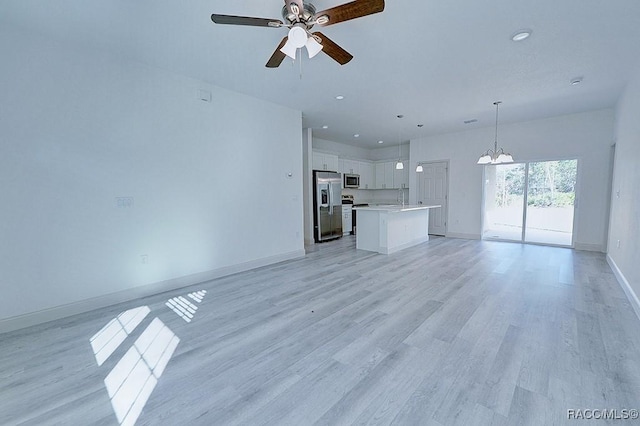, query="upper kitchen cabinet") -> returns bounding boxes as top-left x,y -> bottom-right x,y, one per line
339,159 -> 359,175
393,161 -> 409,189
358,161 -> 374,189
375,162 -> 395,189
312,151 -> 339,172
